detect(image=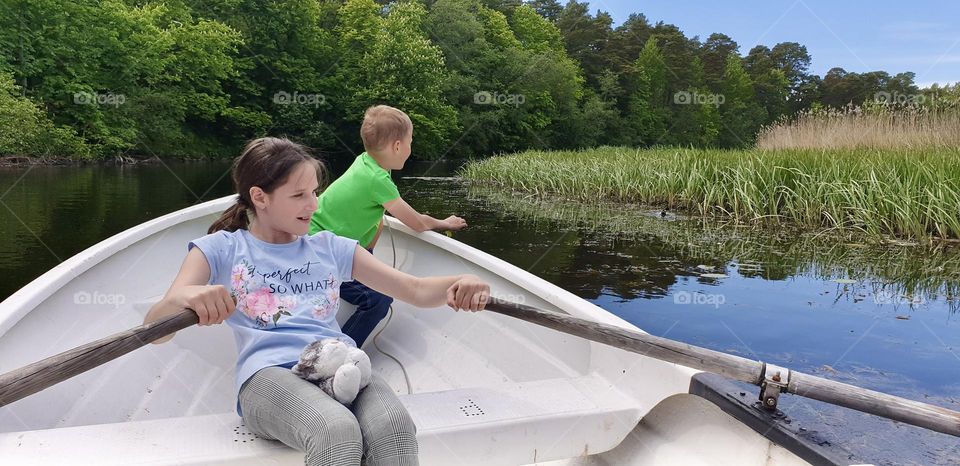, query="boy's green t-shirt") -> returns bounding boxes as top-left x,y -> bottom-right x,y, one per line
309,152 -> 401,248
